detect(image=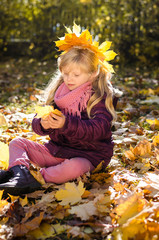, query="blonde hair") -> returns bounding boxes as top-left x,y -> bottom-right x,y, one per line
45,48 -> 119,122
